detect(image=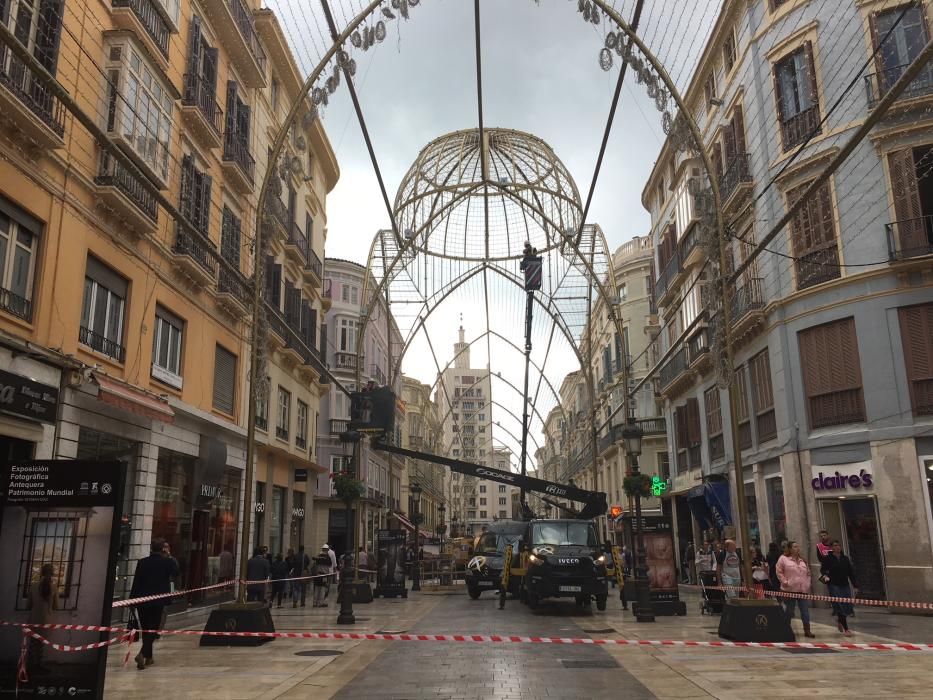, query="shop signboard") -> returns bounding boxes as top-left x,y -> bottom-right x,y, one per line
294,468 -> 308,483
0,369 -> 59,423
374,529 -> 407,598
620,514 -> 685,614
810,462 -> 873,496
0,459 -> 124,698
